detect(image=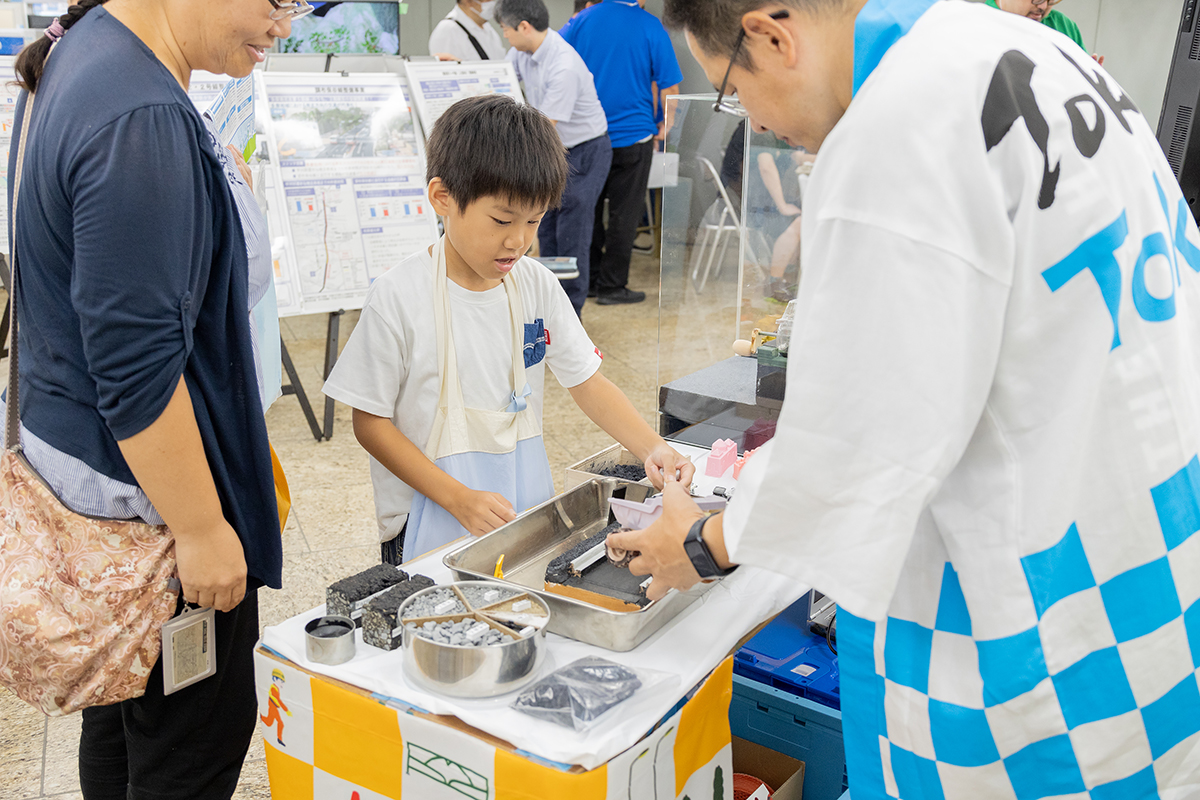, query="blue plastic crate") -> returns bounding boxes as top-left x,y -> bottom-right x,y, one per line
731,673 -> 847,800
735,598 -> 841,710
